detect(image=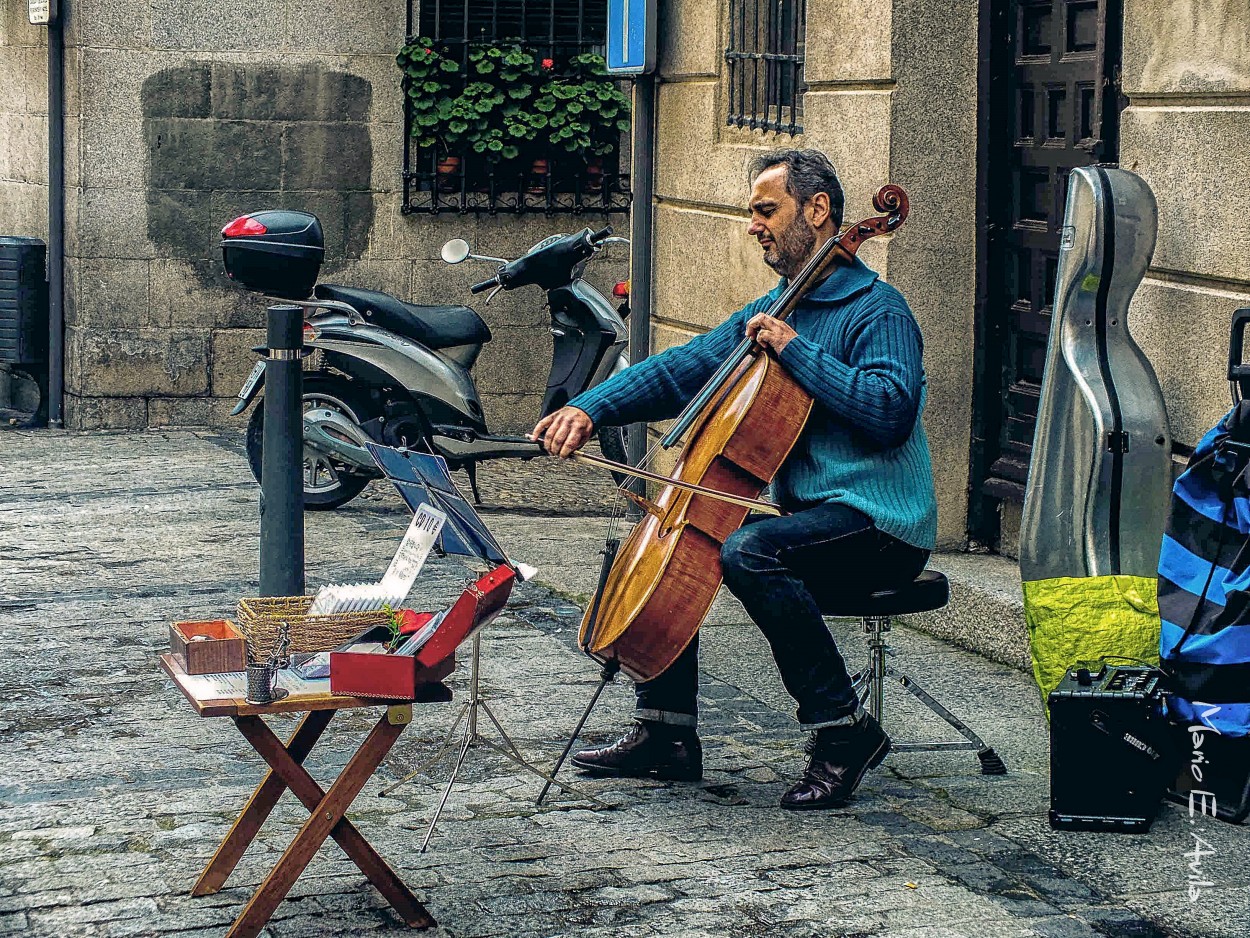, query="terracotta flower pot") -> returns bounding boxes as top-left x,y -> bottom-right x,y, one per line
436,155 -> 461,192
528,158 -> 550,195
585,155 -> 605,193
